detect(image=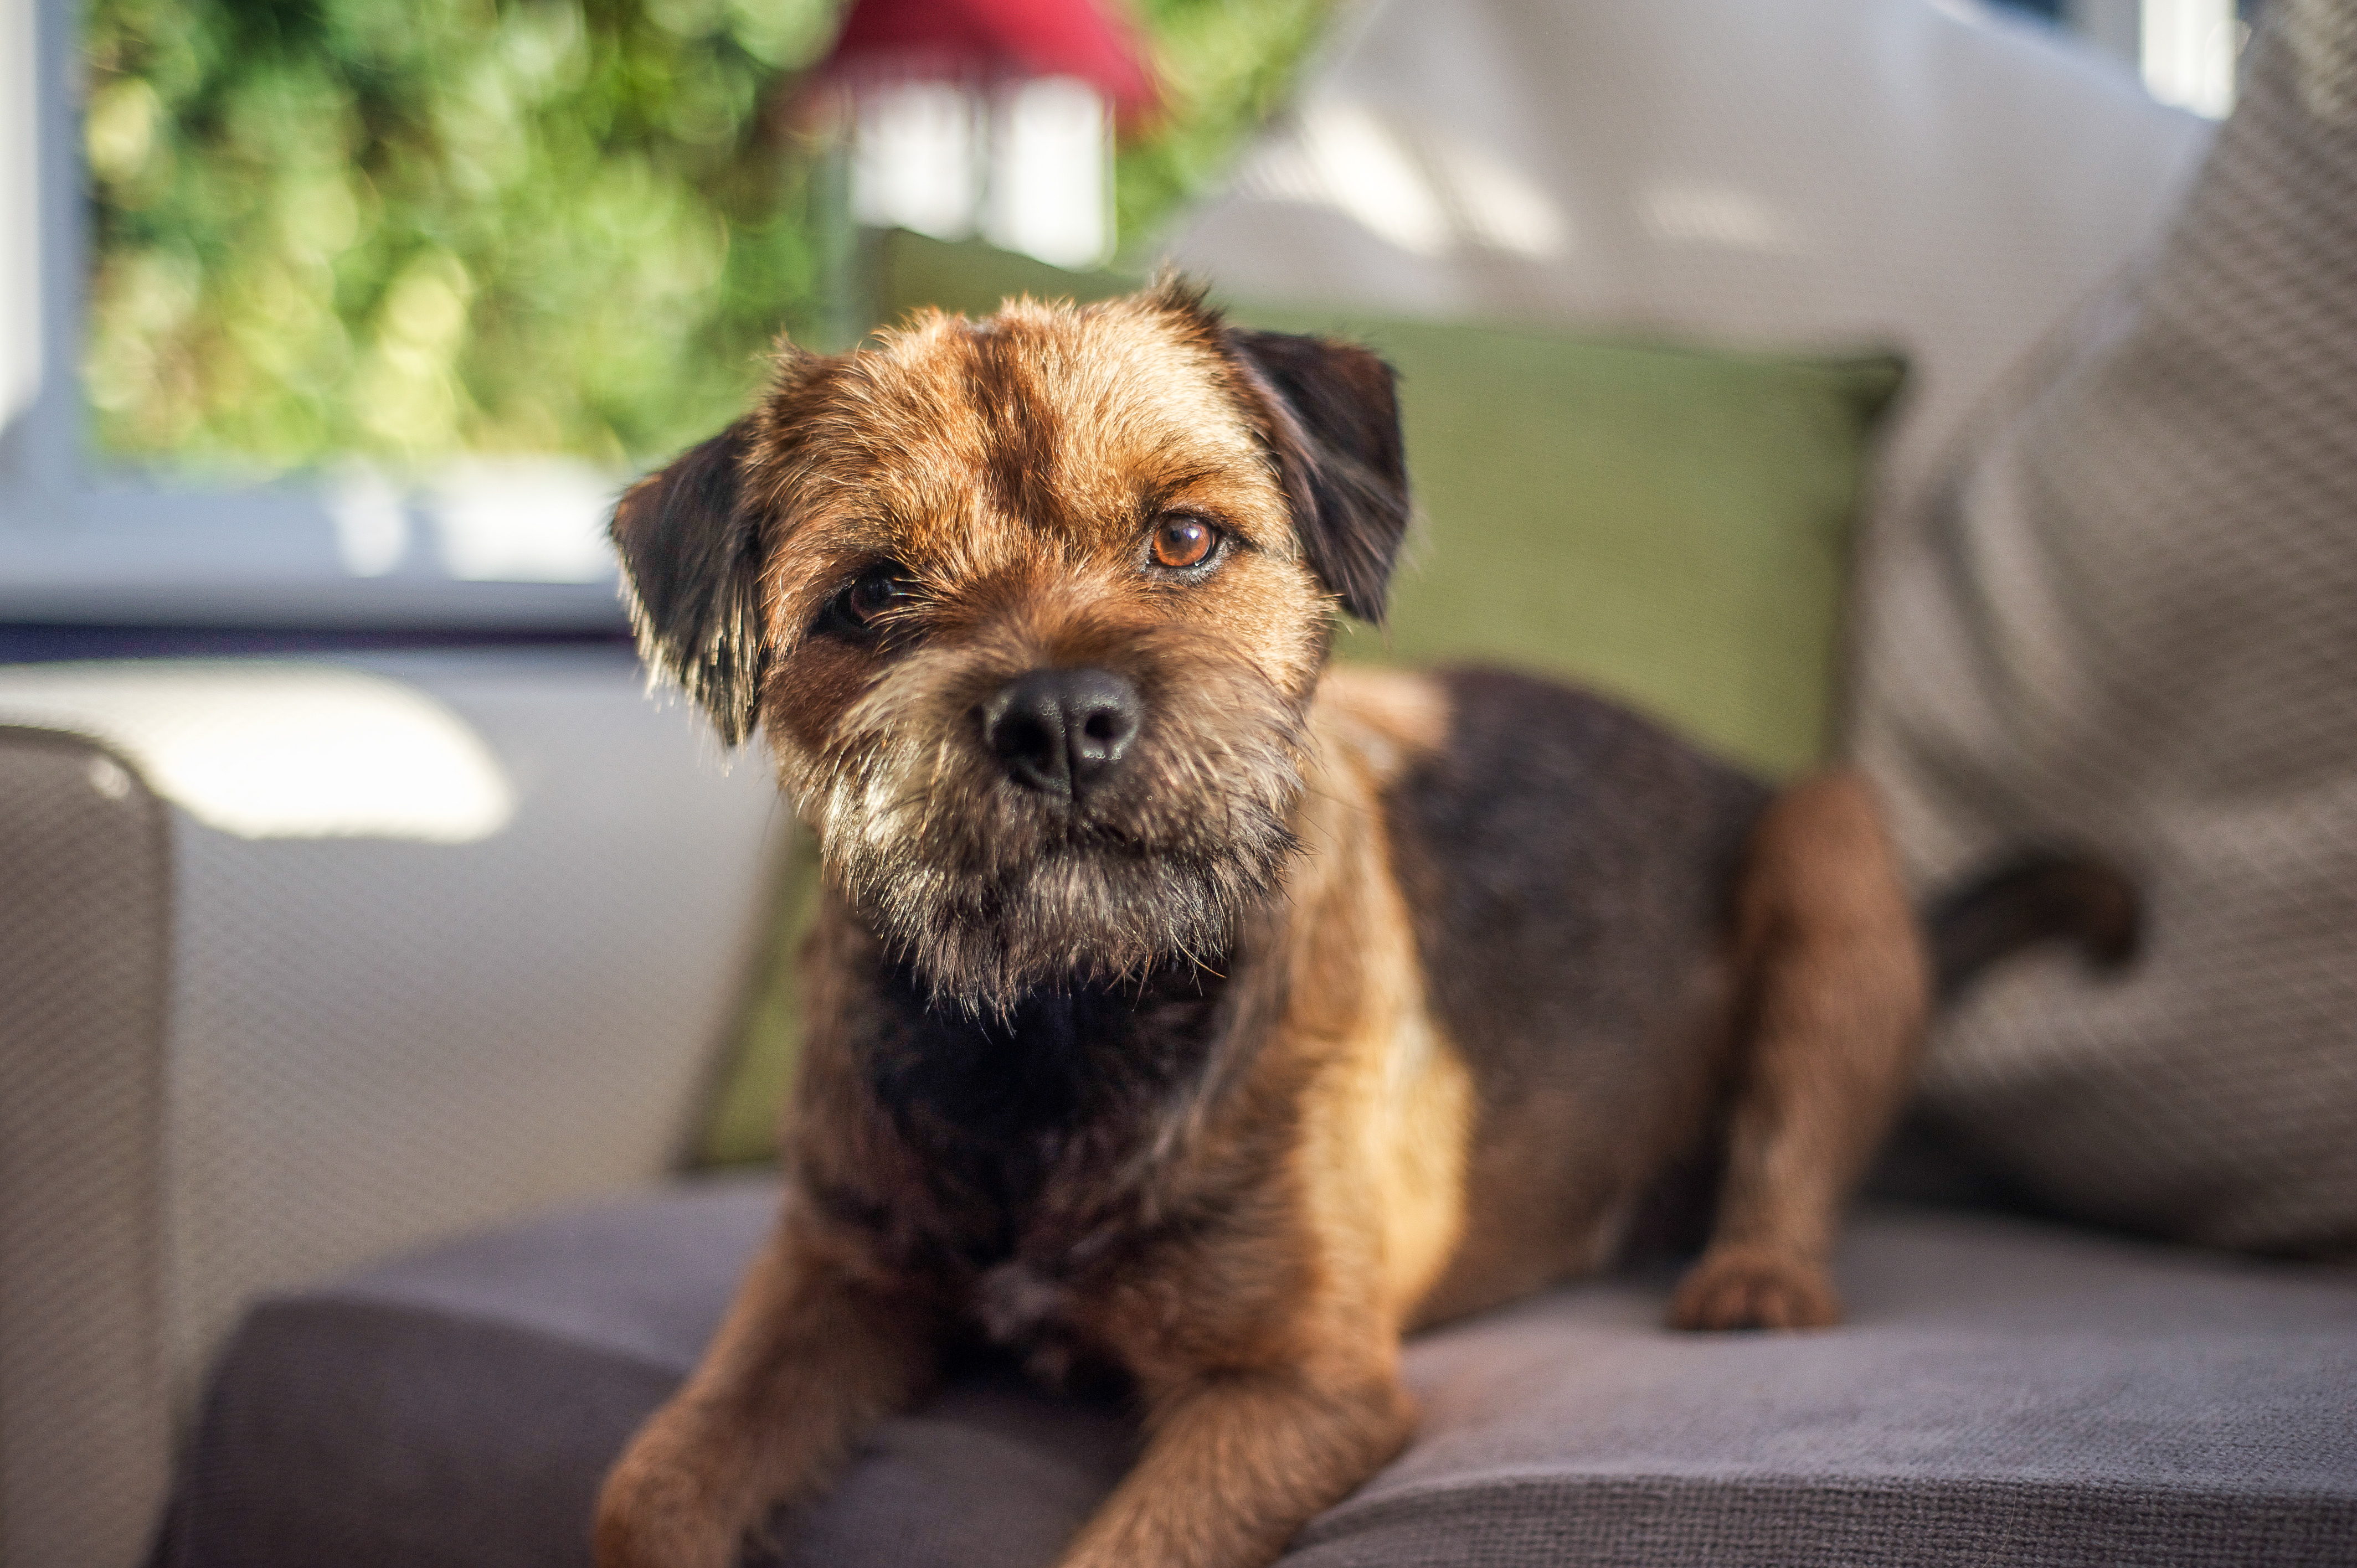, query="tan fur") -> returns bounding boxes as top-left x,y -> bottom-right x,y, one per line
596,290 -> 1932,1568
1036,674 -> 1476,1566
1288,670 -> 1475,1327
1671,768 -> 1929,1329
